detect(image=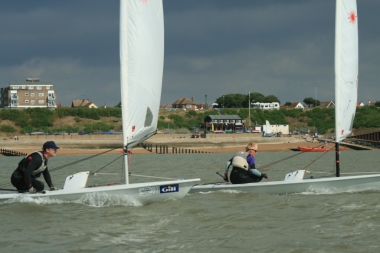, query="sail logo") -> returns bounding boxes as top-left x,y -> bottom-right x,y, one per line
348,10 -> 357,25
160,184 -> 179,194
